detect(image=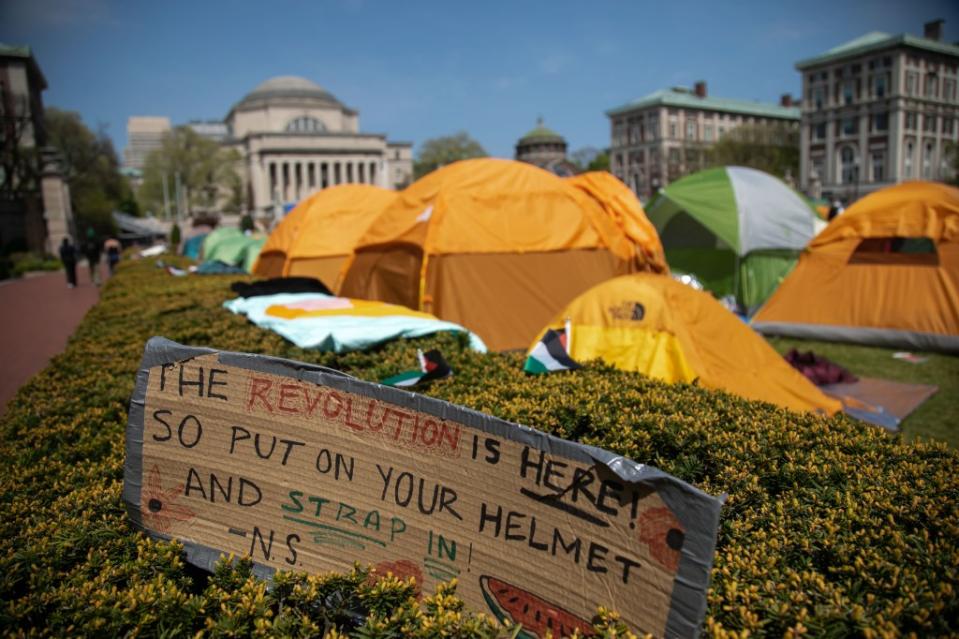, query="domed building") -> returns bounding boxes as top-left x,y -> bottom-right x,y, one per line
224,76 -> 412,215
514,118 -> 578,177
